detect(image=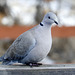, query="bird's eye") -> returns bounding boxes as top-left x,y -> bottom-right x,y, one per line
48,16 -> 50,19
